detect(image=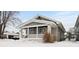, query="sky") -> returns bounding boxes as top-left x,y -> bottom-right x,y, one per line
6,11 -> 79,32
